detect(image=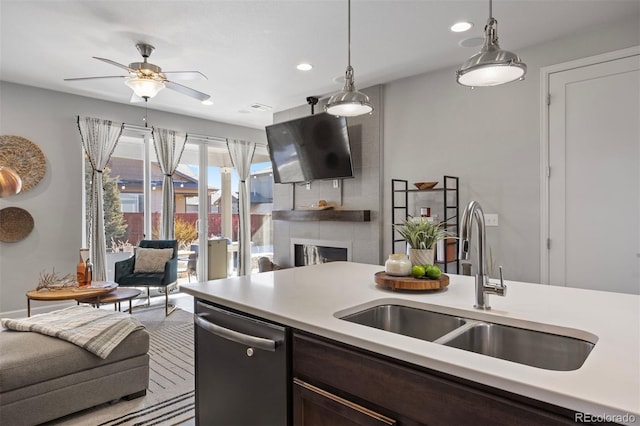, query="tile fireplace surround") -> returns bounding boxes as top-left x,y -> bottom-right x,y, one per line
271,87 -> 384,269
